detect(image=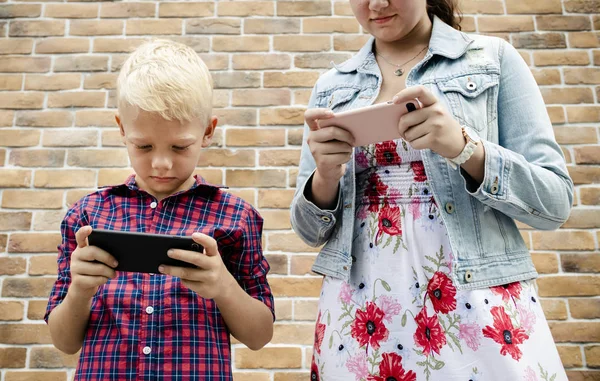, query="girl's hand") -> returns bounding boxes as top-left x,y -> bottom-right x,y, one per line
392,85 -> 466,159
304,108 -> 355,184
